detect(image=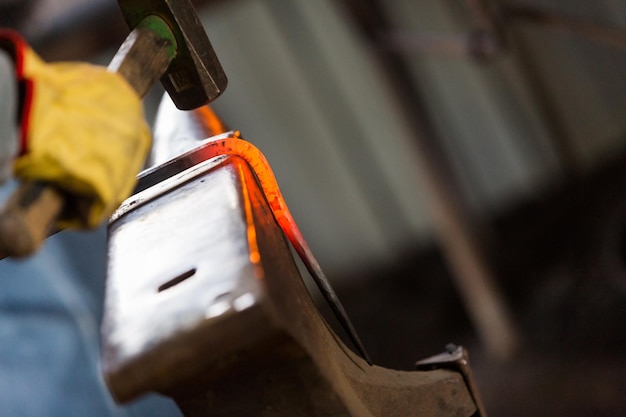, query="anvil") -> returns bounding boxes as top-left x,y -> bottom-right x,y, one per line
100,96 -> 486,416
